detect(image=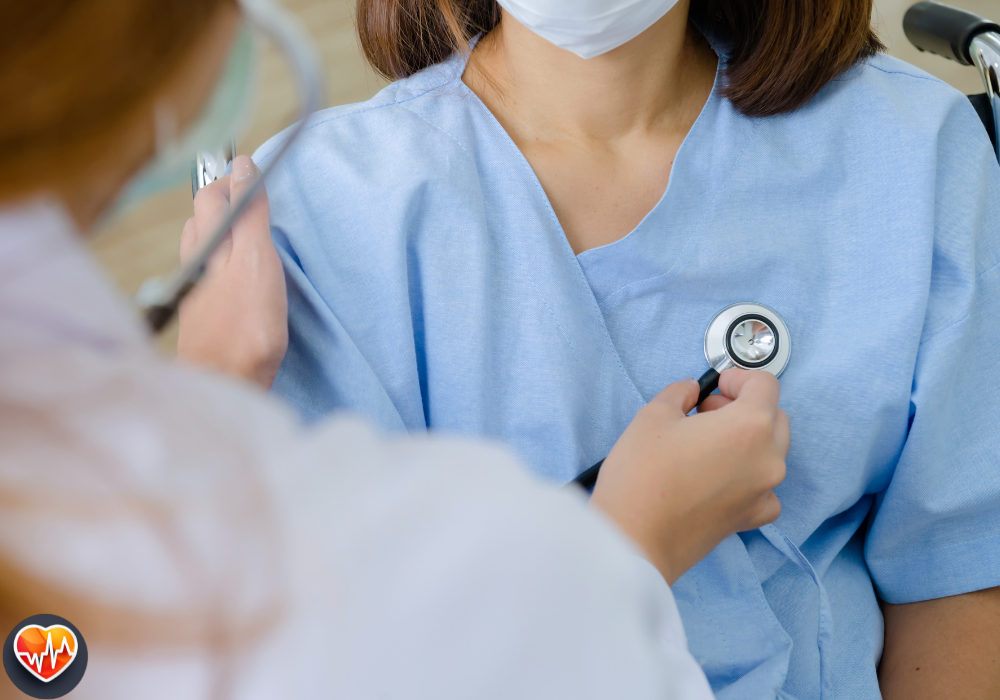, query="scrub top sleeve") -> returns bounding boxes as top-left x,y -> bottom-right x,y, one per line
865,96 -> 1000,605
269,227 -> 410,433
